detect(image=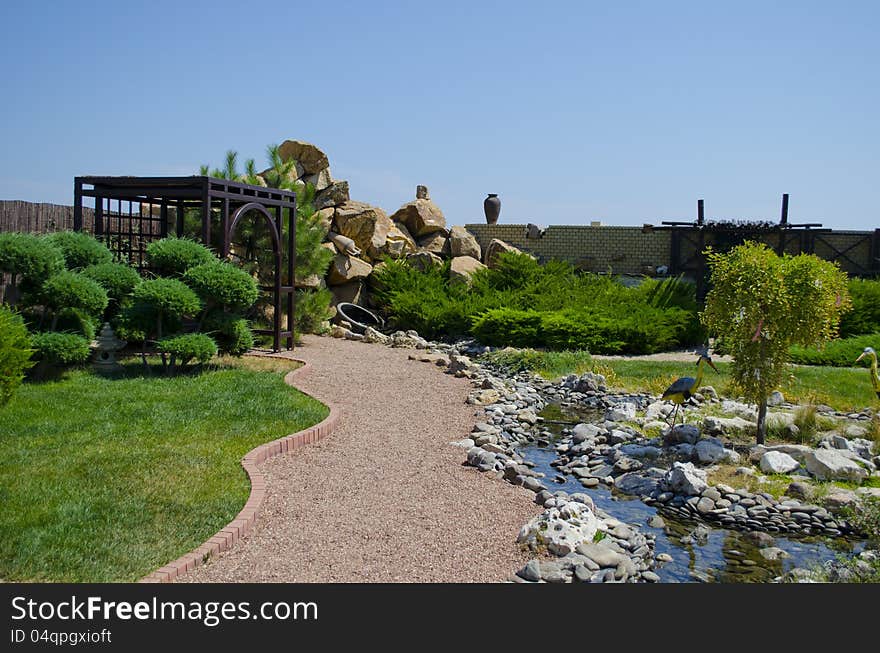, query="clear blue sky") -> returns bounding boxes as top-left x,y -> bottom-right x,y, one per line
2,1 -> 878,230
